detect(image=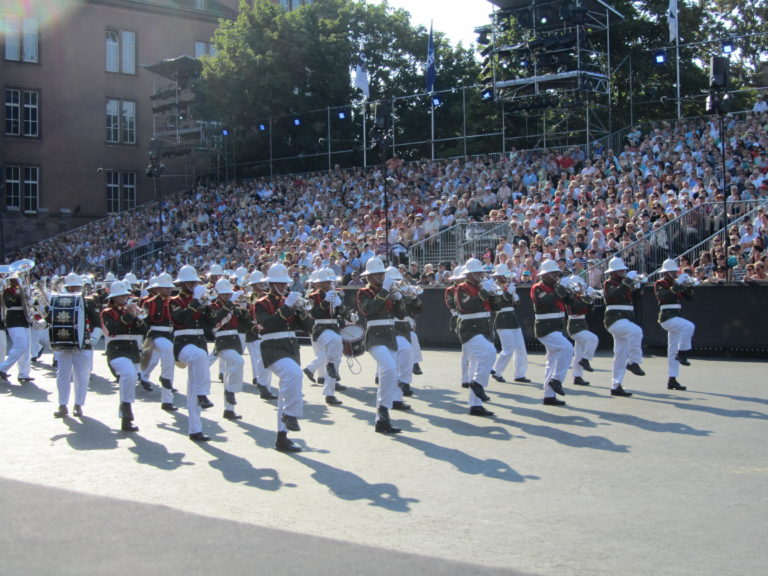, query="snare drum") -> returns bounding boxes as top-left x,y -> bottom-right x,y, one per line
340,325 -> 365,357
48,293 -> 86,350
